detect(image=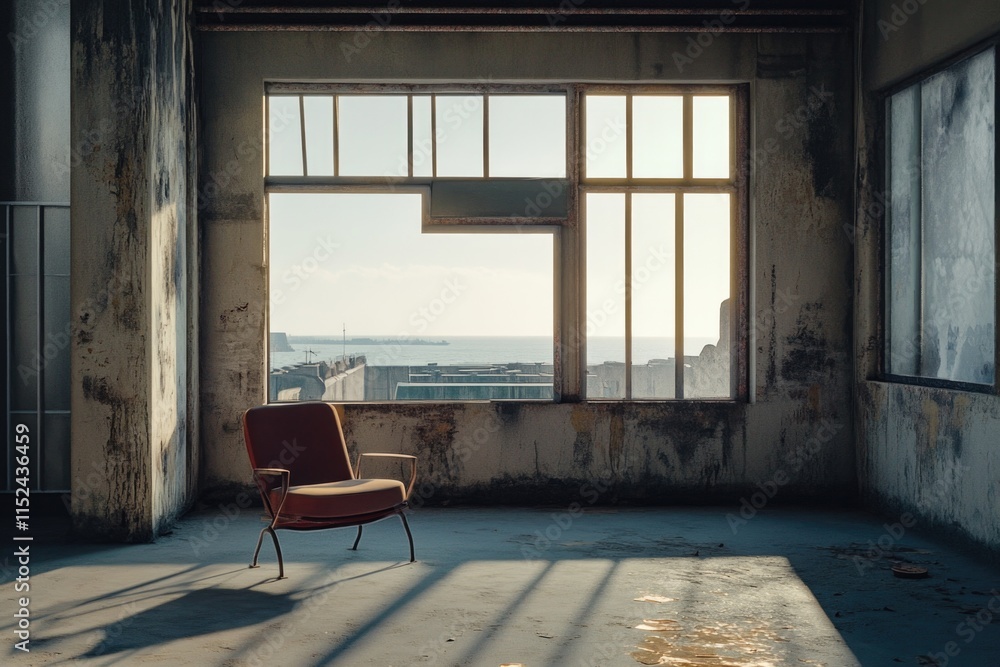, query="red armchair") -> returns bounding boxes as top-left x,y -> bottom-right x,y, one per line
242,401 -> 416,579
